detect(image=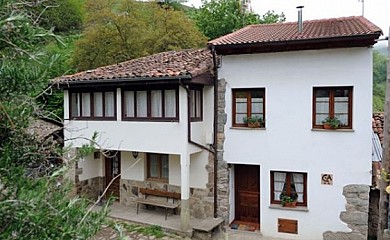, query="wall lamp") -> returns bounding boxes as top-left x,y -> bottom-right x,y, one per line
132,151 -> 139,159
